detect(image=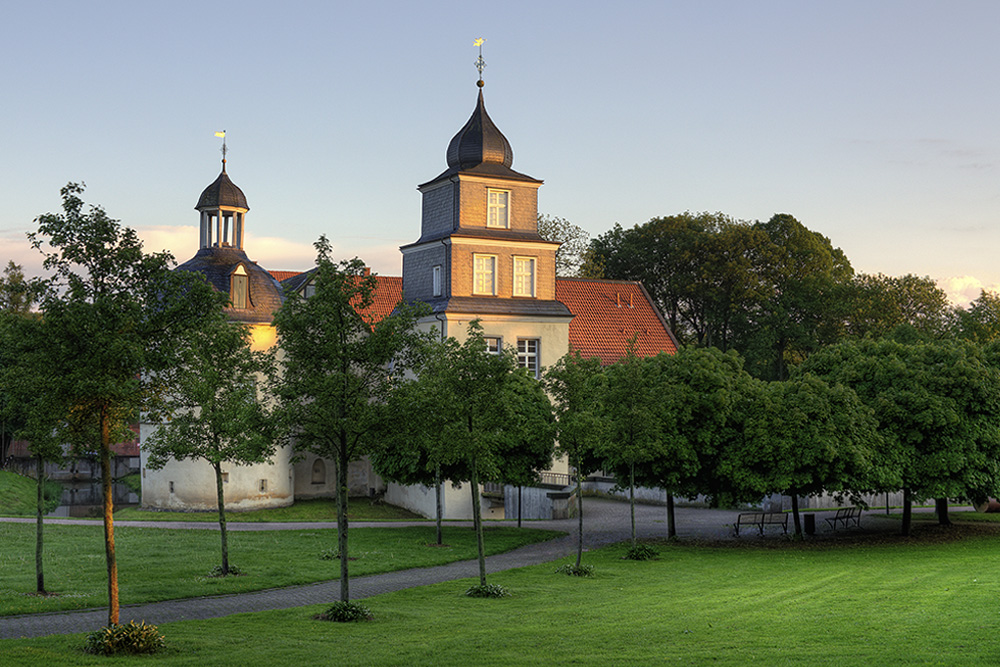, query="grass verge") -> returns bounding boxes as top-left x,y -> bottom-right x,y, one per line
5,525 -> 1000,665
112,497 -> 424,522
0,471 -> 63,516
0,523 -> 560,616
